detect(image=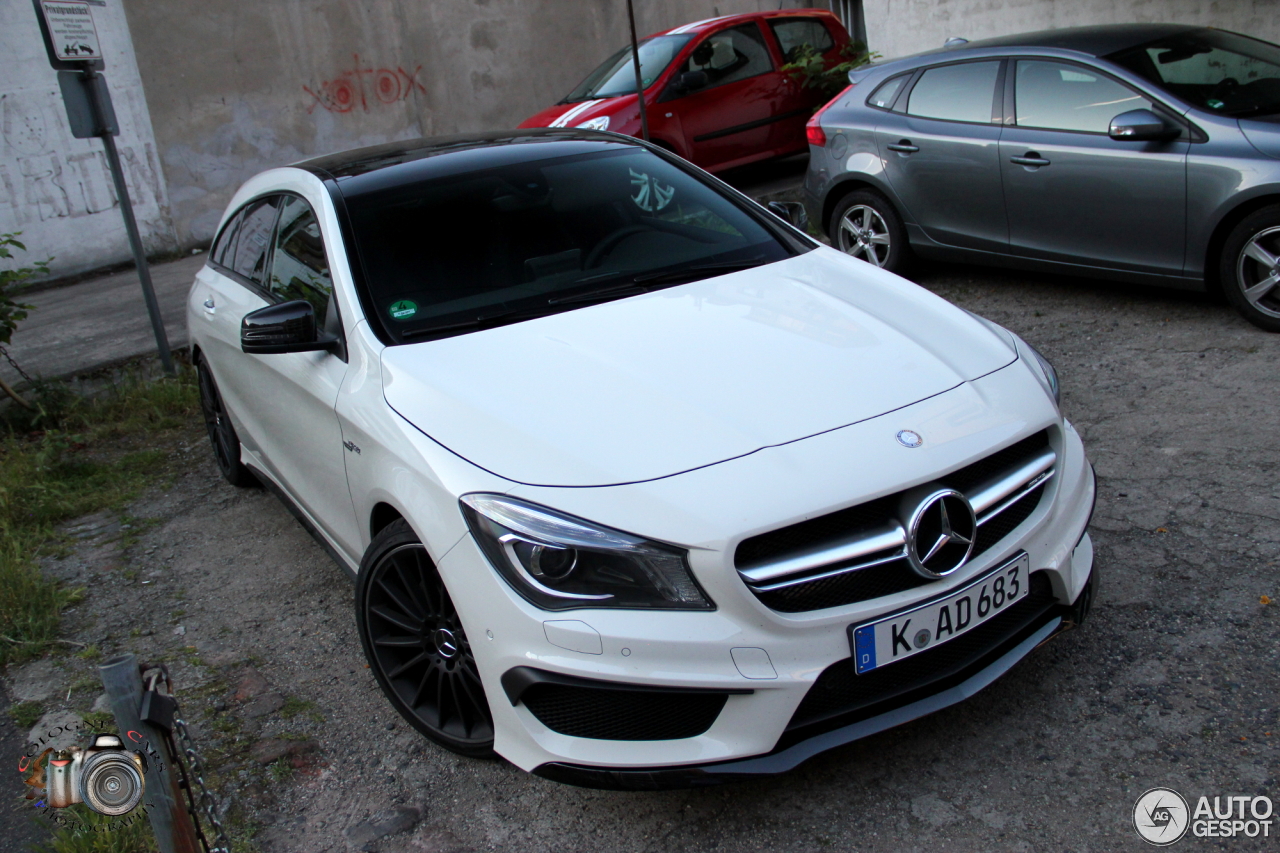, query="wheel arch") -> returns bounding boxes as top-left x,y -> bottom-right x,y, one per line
822,177 -> 900,238
1204,192 -> 1280,292
370,501 -> 407,541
